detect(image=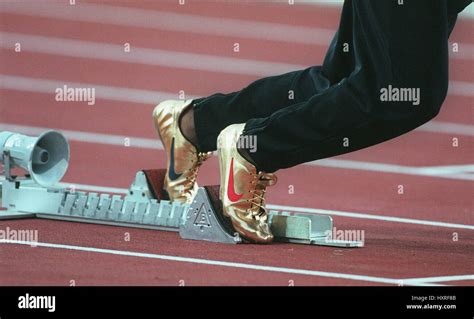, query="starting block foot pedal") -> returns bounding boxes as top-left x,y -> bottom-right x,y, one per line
269,213 -> 363,247
180,186 -> 242,244
131,169 -> 169,201
181,185 -> 364,247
